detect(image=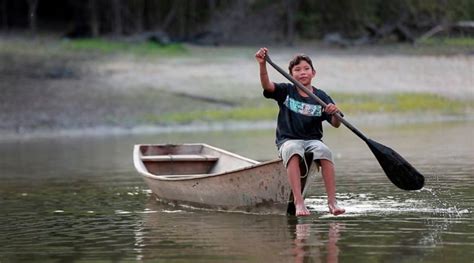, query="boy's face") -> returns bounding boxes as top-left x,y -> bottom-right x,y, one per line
290,61 -> 316,86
